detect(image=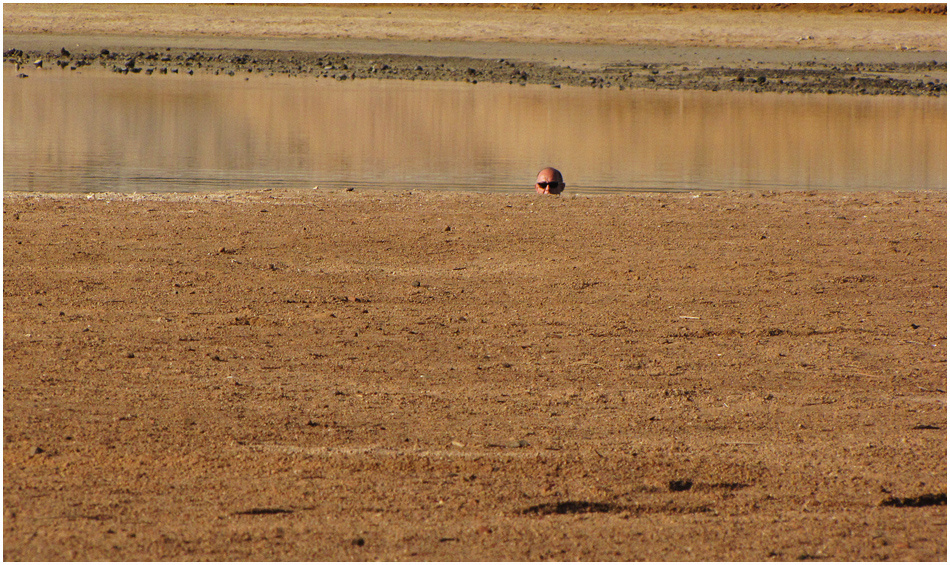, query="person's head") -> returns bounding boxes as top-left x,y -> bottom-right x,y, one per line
535,167 -> 565,195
